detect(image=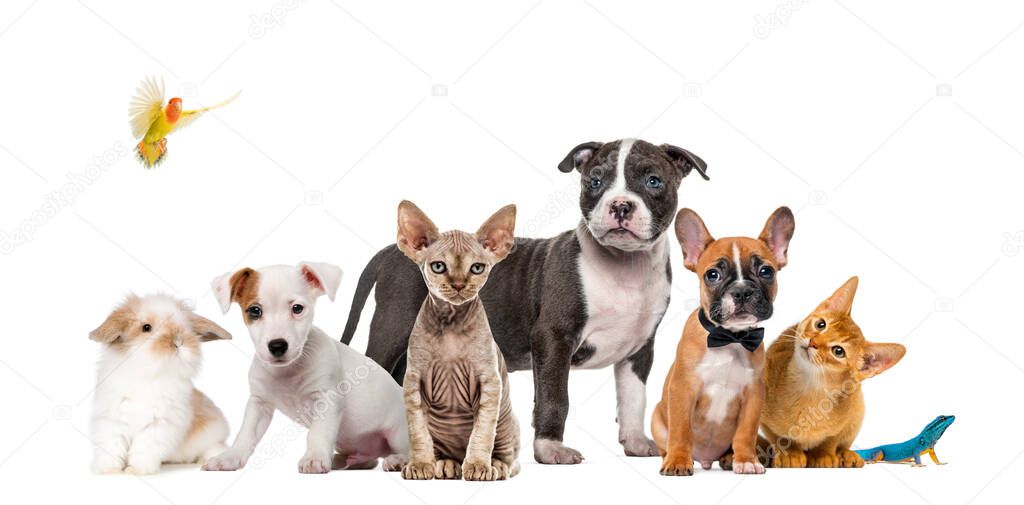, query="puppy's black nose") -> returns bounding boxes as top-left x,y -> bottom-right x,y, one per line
611,200 -> 633,221
733,287 -> 754,304
267,339 -> 288,358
